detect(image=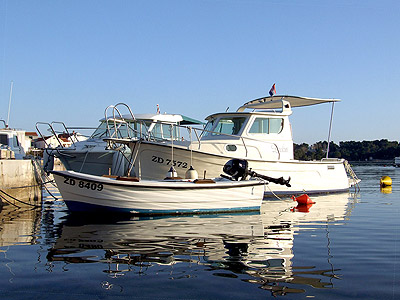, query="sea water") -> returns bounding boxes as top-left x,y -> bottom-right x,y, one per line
0,163 -> 399,299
